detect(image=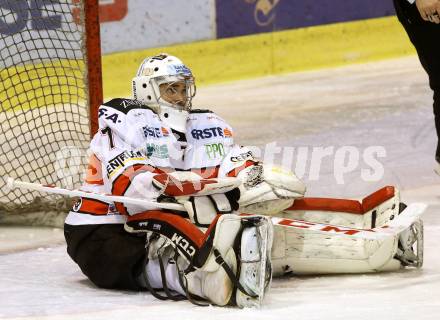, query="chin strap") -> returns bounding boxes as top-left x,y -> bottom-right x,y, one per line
159,105 -> 188,133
